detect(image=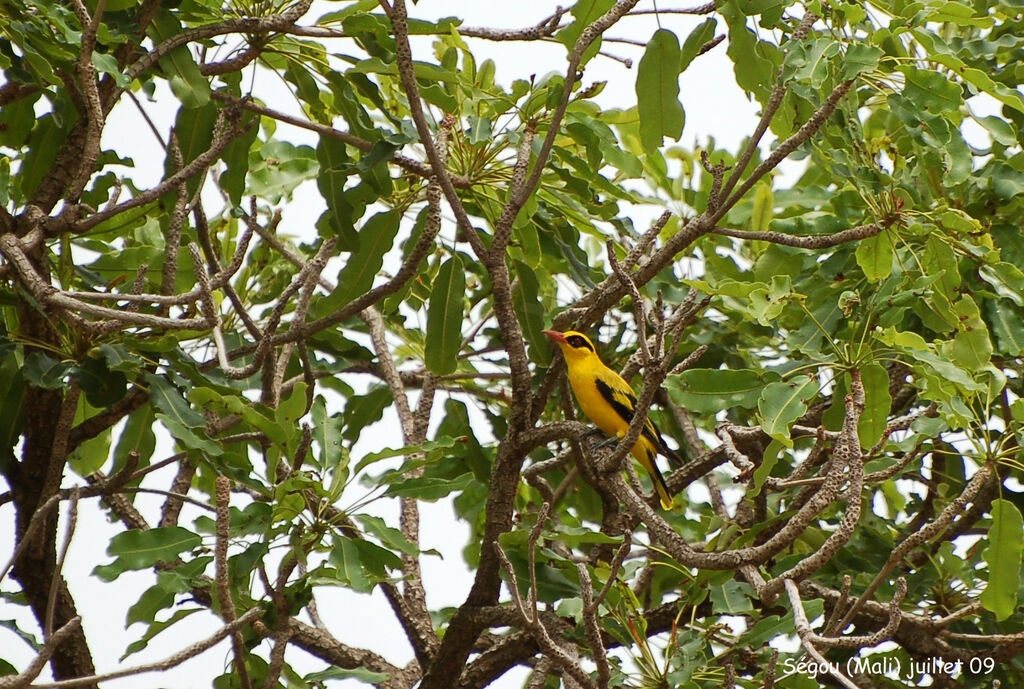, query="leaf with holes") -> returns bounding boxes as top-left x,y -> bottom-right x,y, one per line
757,377 -> 819,447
